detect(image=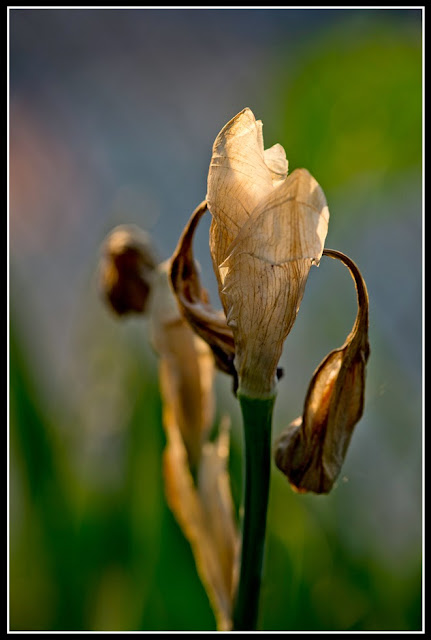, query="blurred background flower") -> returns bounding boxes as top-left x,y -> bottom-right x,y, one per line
9,8 -> 422,631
